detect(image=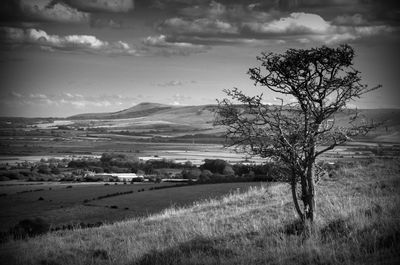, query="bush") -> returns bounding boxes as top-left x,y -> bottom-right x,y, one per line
50,167 -> 61,174
37,164 -> 51,174
199,169 -> 212,181
181,168 -> 201,179
2,172 -> 23,180
130,177 -> 144,183
12,218 -> 50,239
223,165 -> 235,176
200,159 -> 230,174
155,177 -> 162,183
0,176 -> 10,181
